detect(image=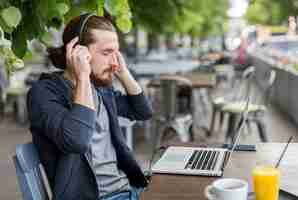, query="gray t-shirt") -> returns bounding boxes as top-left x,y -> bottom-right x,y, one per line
88,89 -> 130,198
